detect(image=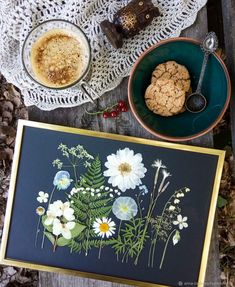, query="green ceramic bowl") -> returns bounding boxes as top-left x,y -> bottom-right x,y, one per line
128,38 -> 231,141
